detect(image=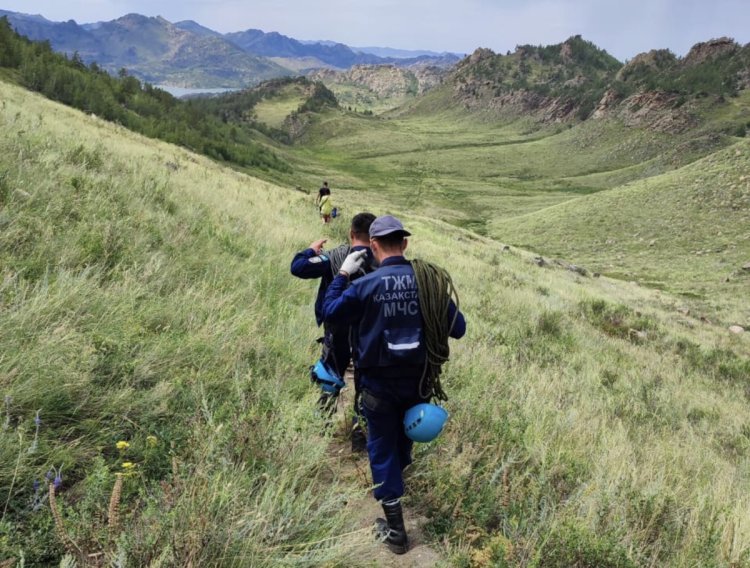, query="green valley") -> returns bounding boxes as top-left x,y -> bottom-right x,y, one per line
1,27 -> 750,568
